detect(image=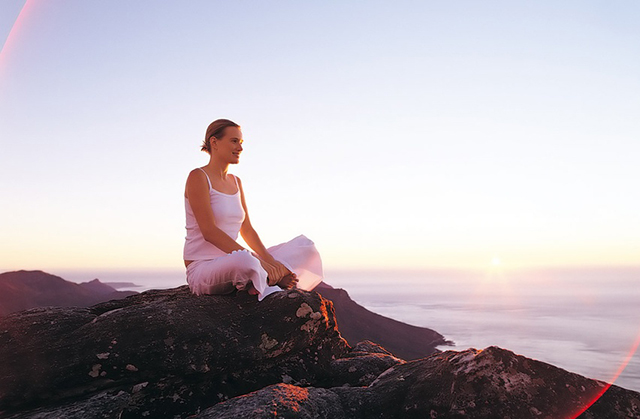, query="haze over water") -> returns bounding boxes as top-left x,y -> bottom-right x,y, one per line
328,266 -> 640,394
